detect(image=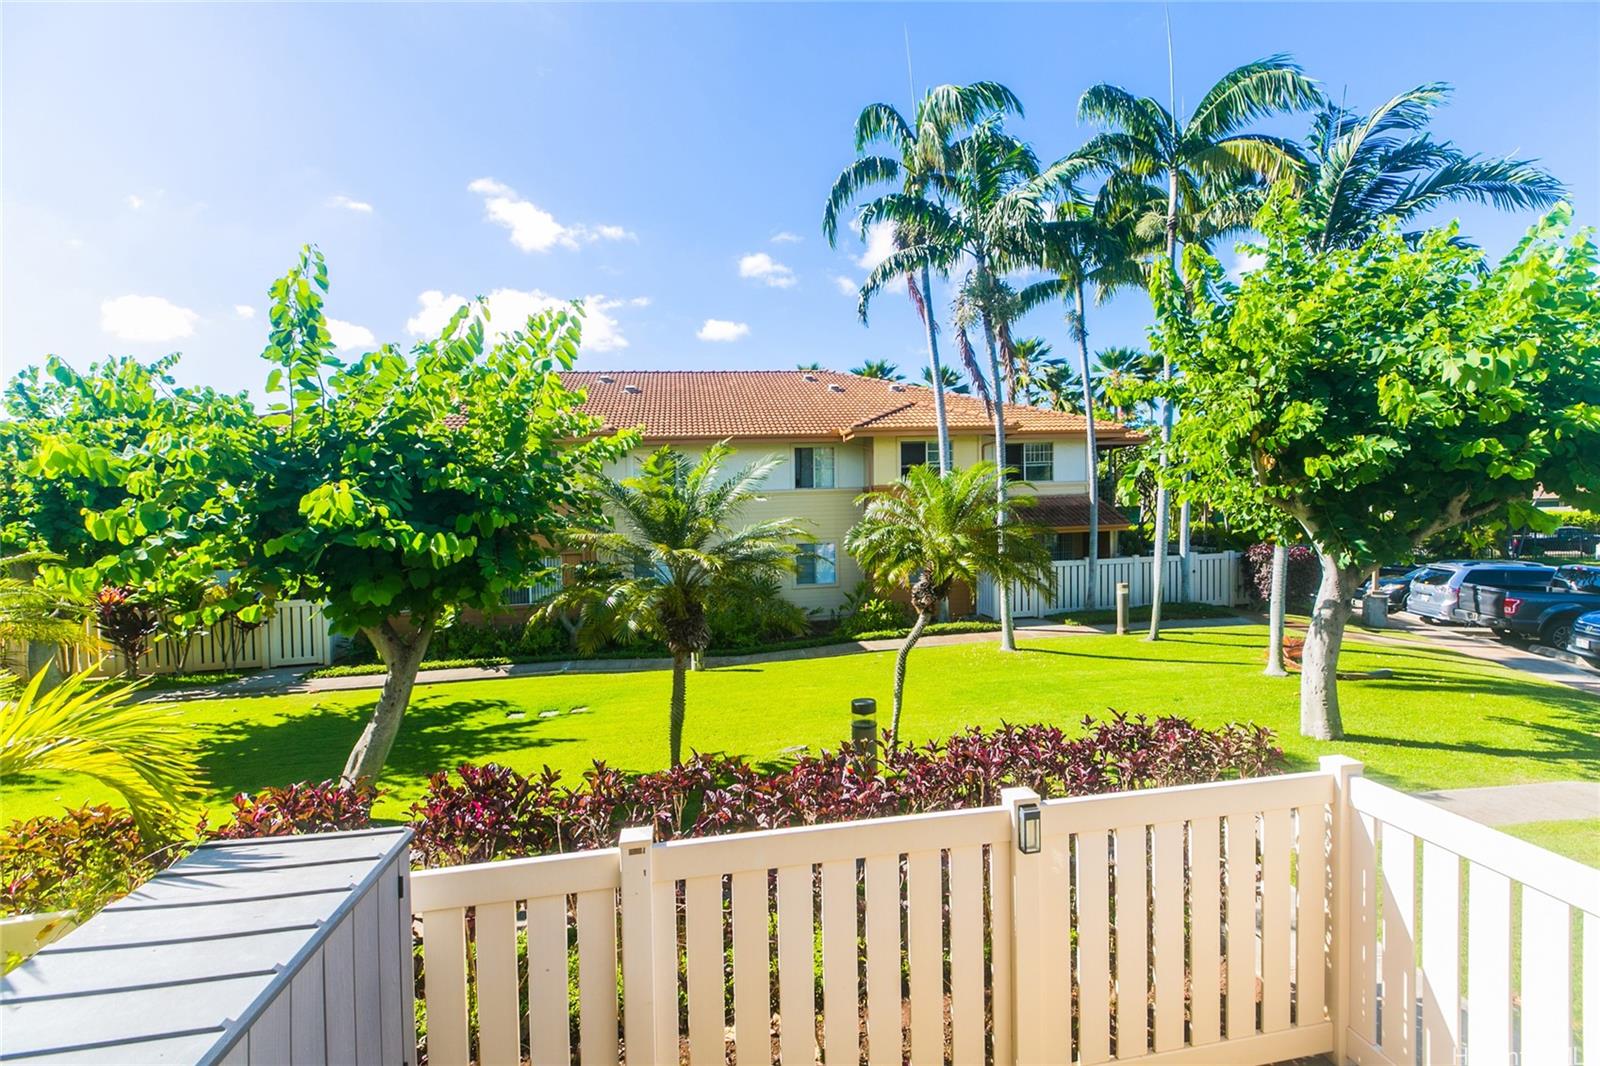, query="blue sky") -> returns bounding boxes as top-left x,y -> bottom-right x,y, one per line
4,3 -> 1596,400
